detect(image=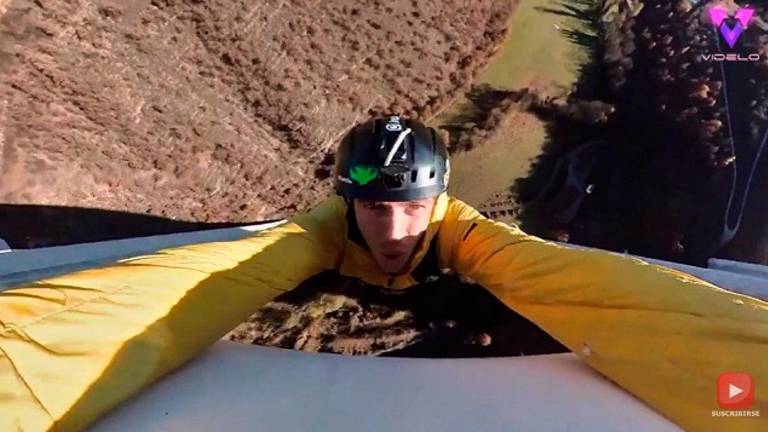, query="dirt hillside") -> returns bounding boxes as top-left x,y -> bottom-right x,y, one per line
0,0 -> 511,225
